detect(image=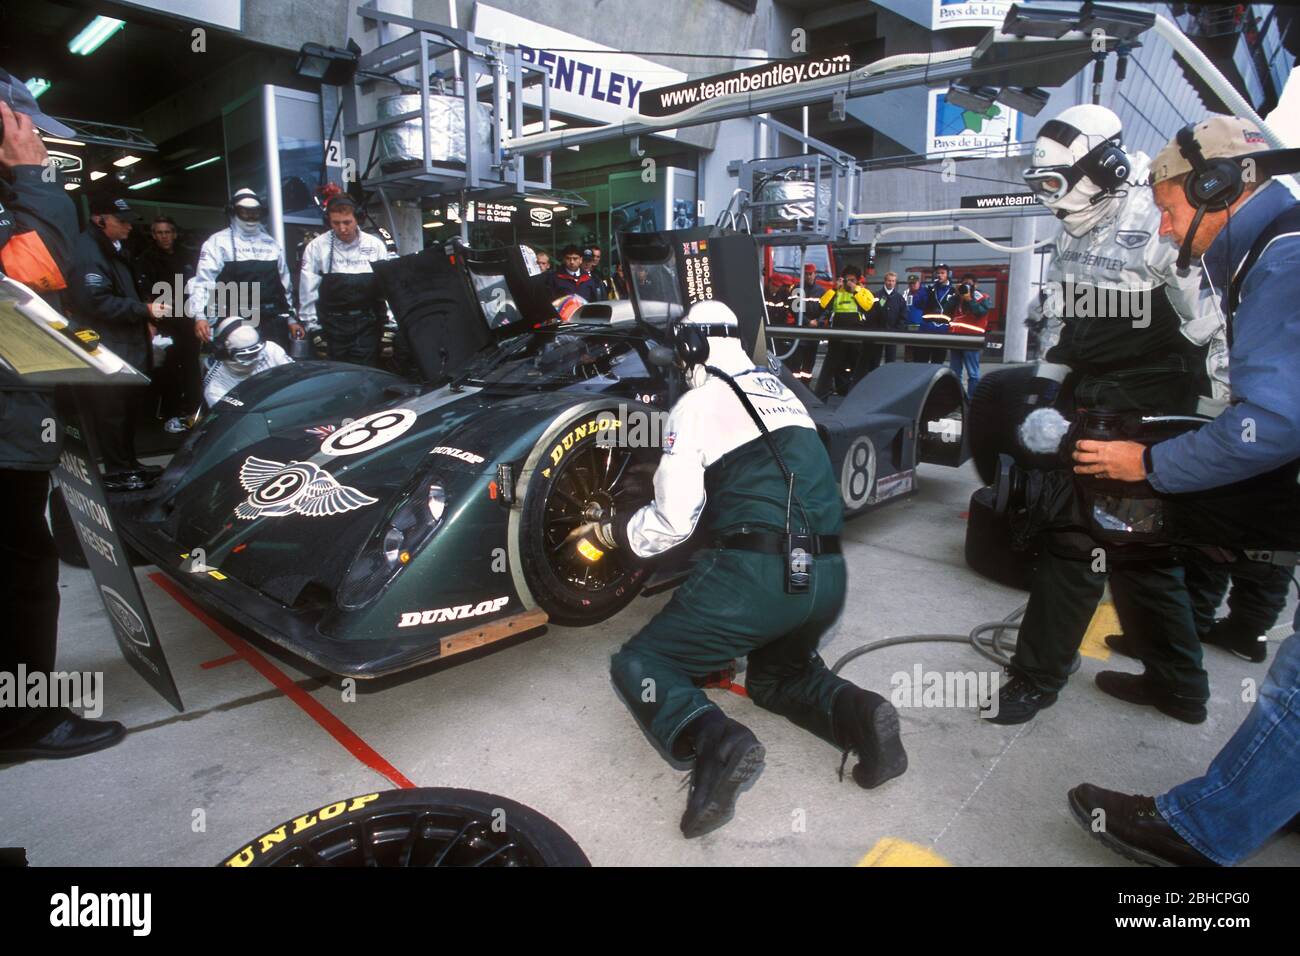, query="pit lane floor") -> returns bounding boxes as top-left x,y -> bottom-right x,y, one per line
4,456 -> 1298,867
